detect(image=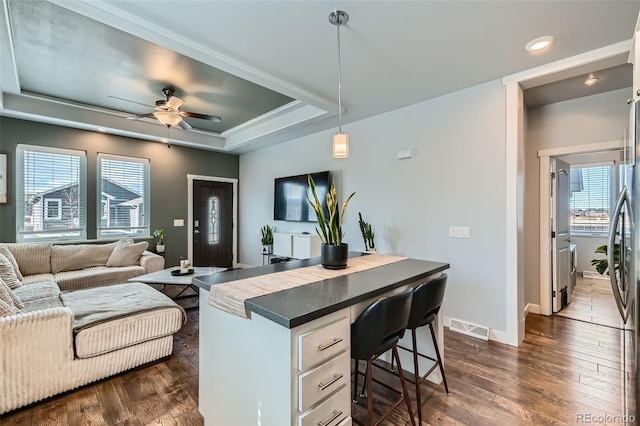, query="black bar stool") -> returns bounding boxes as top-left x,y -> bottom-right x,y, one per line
397,274 -> 449,425
351,287 -> 416,426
